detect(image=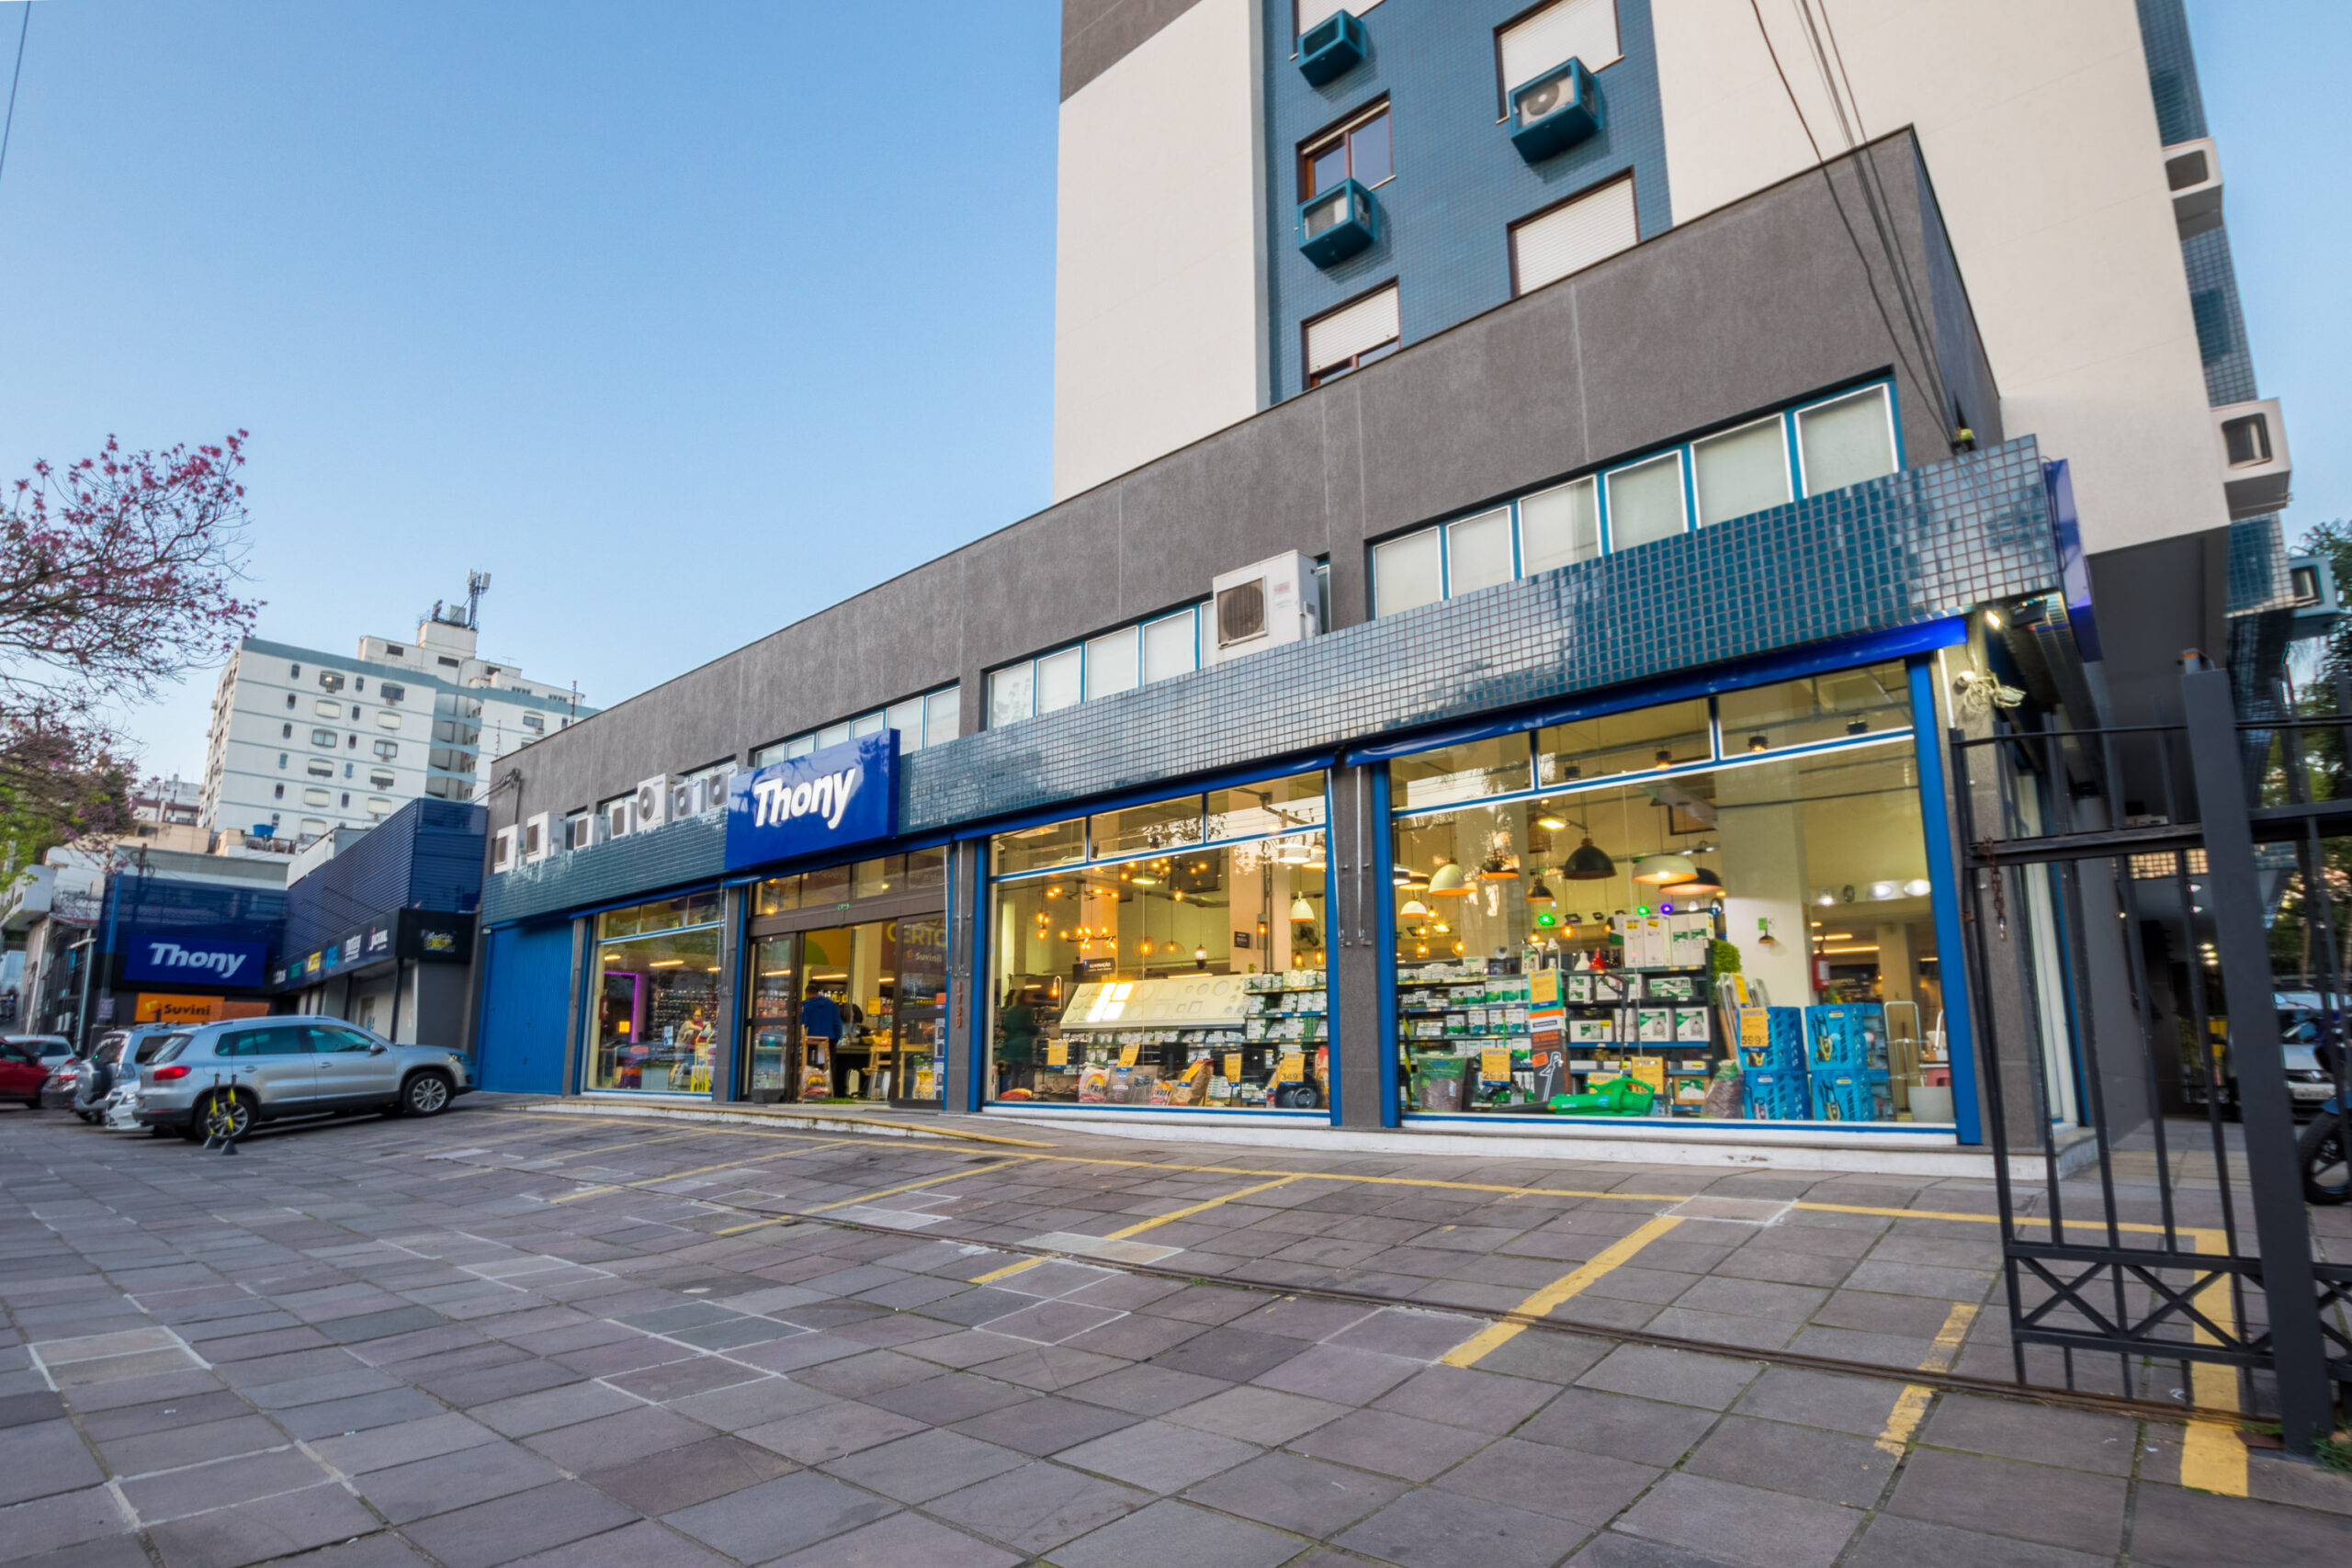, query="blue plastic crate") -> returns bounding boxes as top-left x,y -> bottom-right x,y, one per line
1804,1004 -> 1887,1068
1738,1008 -> 1804,1073
1745,1068 -> 1810,1121
1810,1066 -> 1875,1122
